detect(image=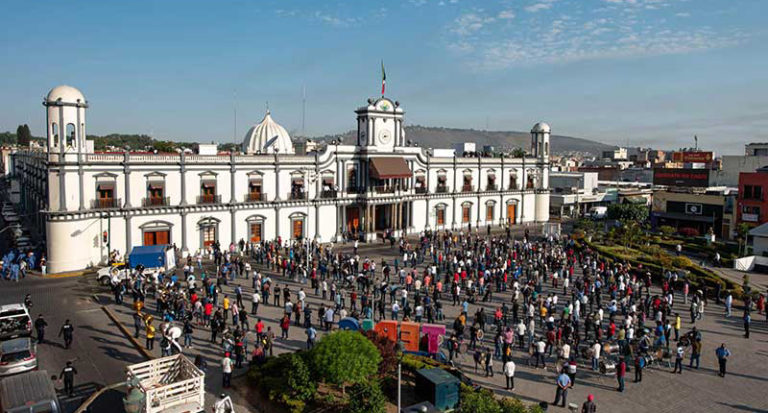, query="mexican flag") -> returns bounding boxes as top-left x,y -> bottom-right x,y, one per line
381,61 -> 386,95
